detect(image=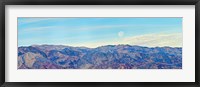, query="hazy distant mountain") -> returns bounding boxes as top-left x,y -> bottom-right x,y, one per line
18,45 -> 182,69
